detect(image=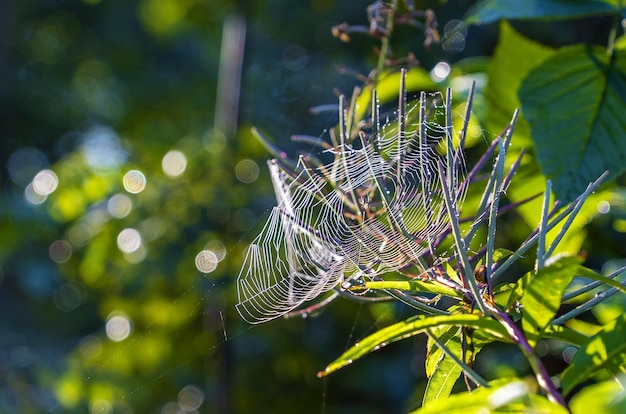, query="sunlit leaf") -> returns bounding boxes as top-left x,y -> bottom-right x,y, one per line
519,46 -> 626,203
542,325 -> 589,347
362,280 -> 463,299
521,256 -> 583,347
411,379 -> 568,414
423,326 -> 464,405
319,314 -> 511,377
570,377 -> 626,414
561,314 -> 626,395
465,0 -> 620,25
